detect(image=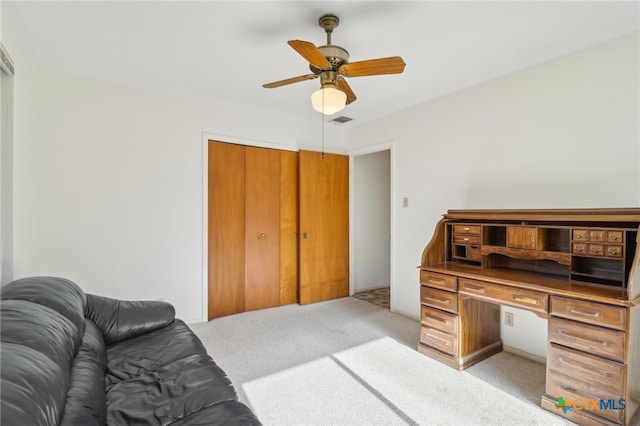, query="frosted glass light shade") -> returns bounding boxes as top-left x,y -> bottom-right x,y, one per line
311,87 -> 347,115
